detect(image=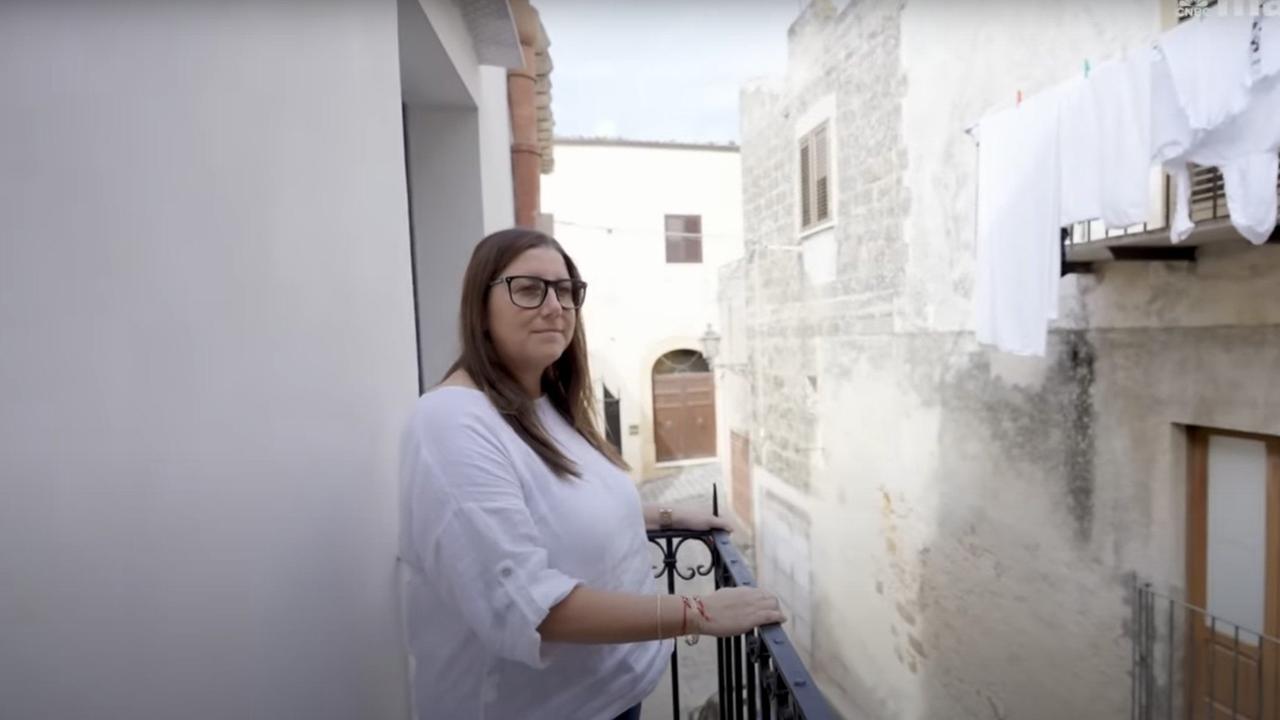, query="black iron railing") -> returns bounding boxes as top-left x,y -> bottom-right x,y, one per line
647,488 -> 837,720
1066,159 -> 1280,247
1132,581 -> 1279,720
